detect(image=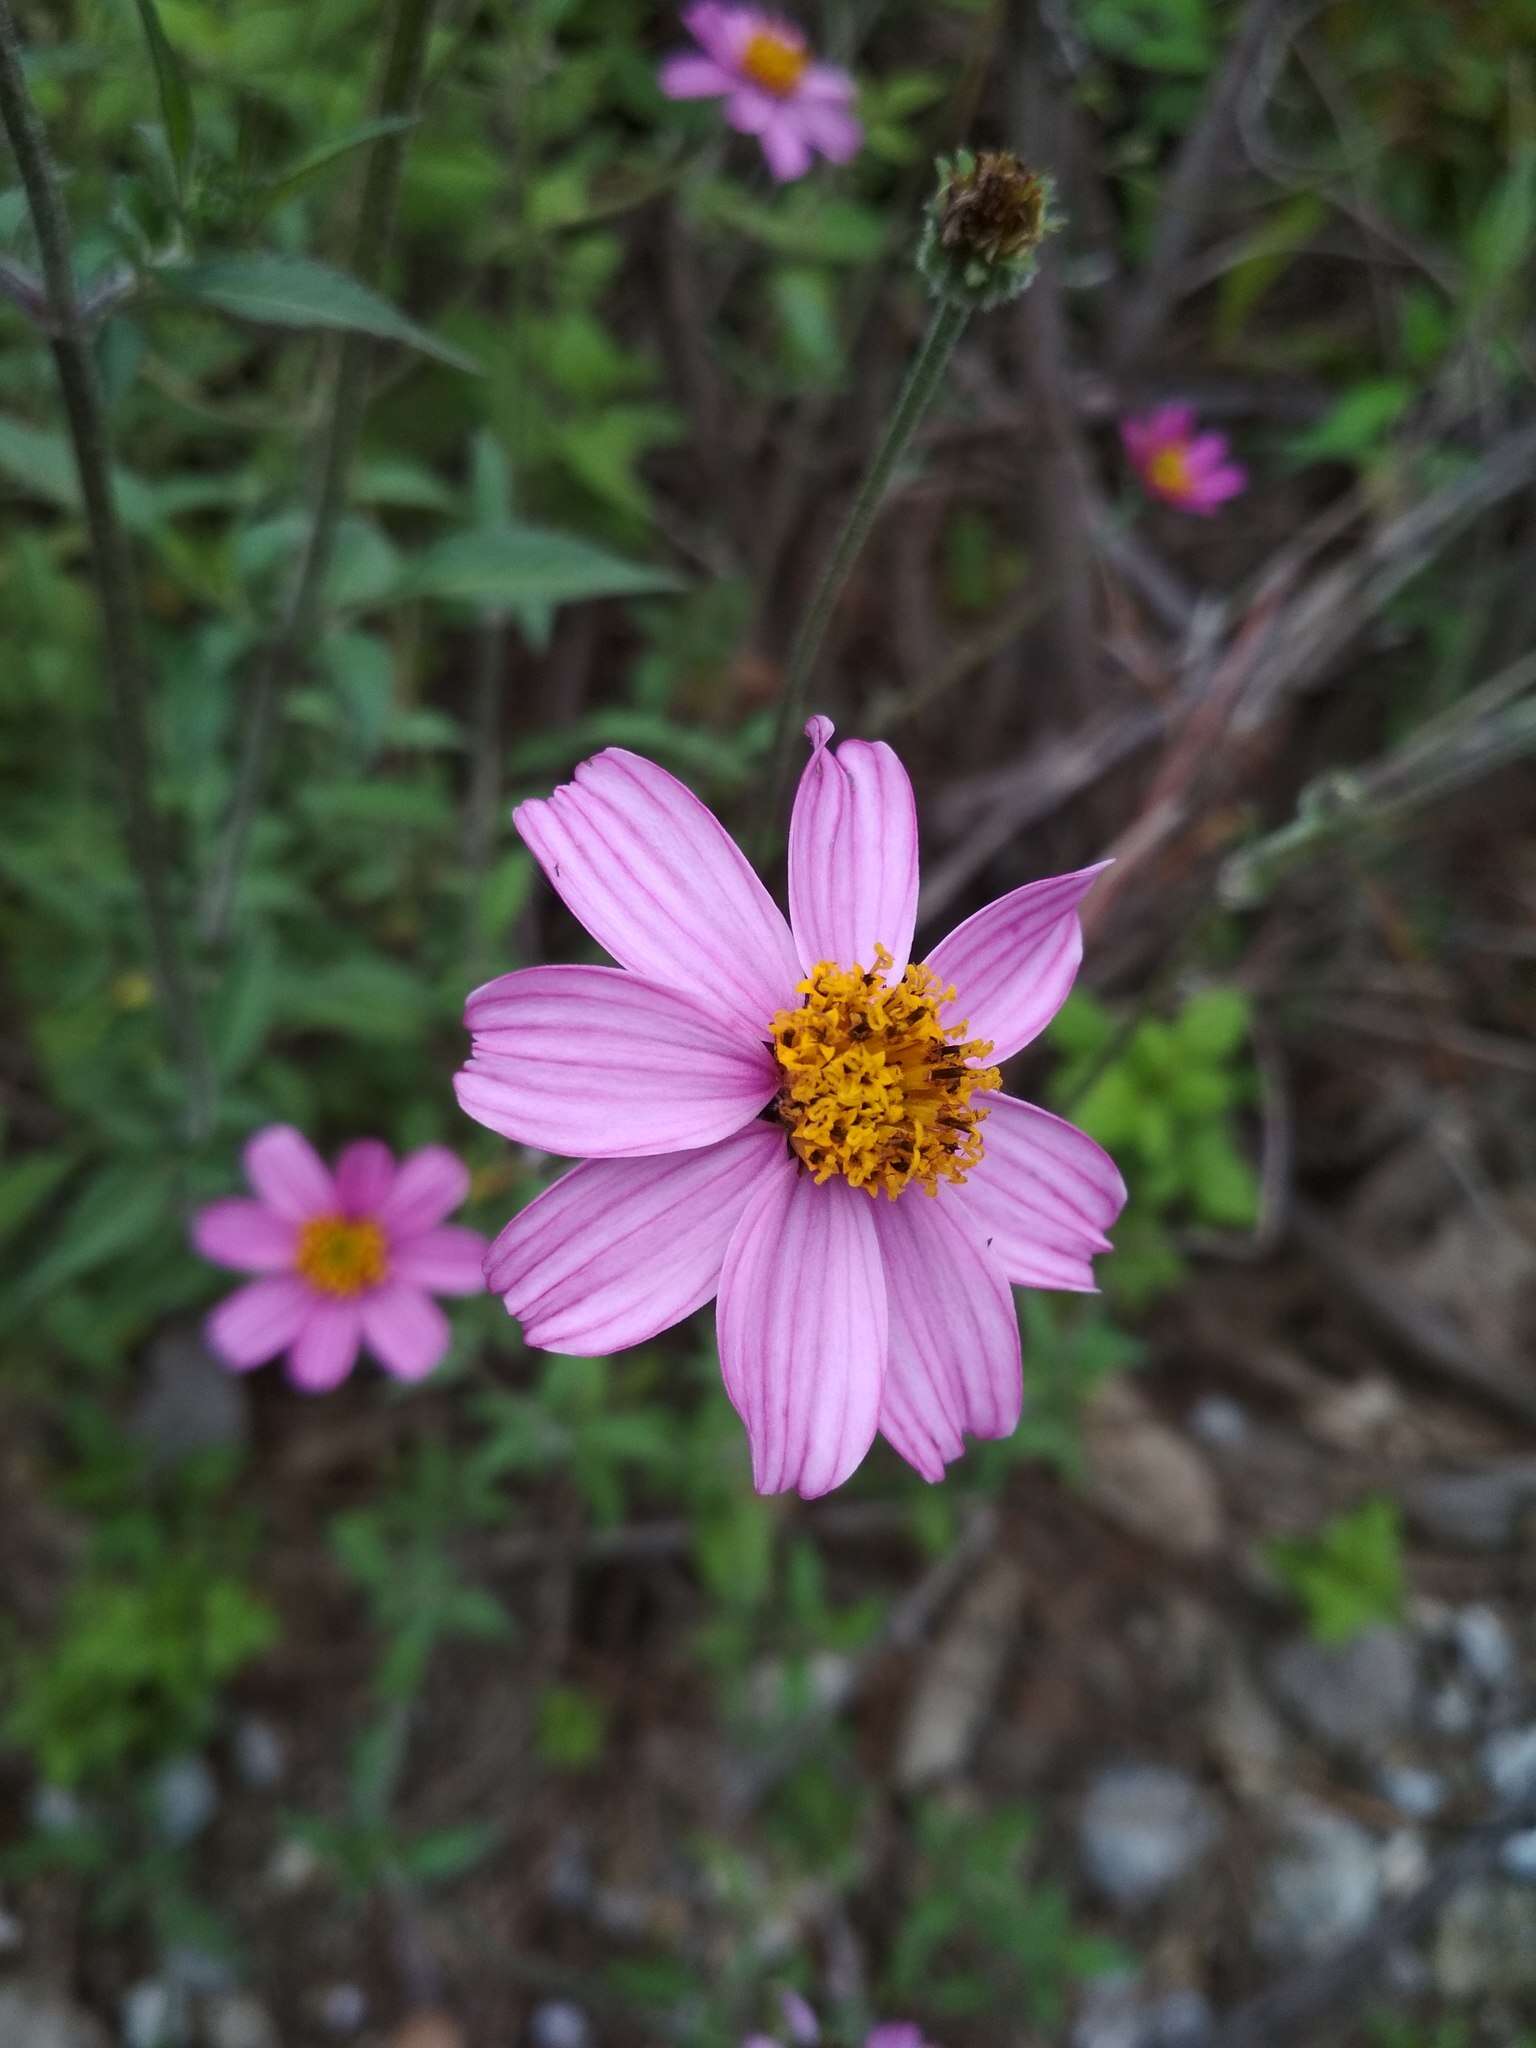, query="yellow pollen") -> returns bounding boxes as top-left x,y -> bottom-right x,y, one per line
1147,445 -> 1193,498
295,1215 -> 387,1297
741,28 -> 809,95
770,946 -> 1002,1200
